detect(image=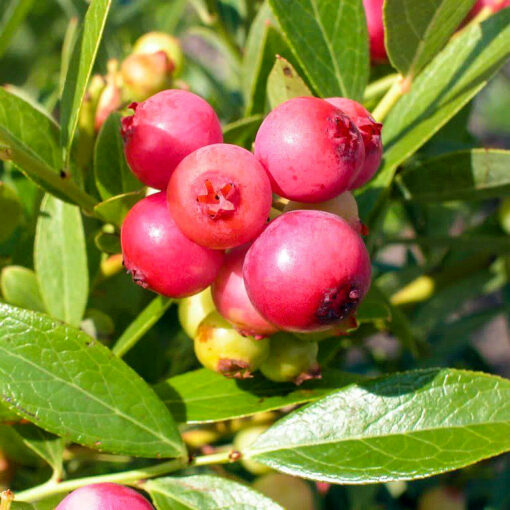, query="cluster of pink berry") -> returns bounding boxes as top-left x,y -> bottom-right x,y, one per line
120,88 -> 382,382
